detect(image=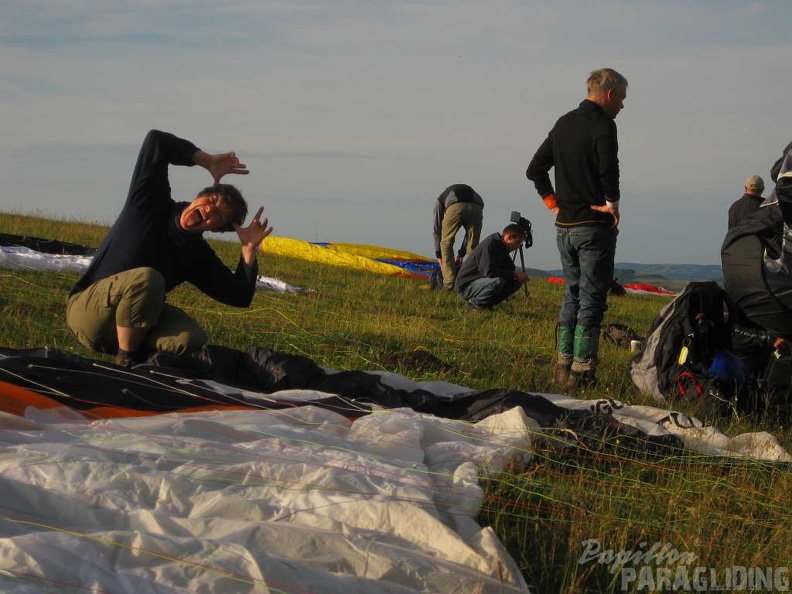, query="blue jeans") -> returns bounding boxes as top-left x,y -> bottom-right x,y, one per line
458,276 -> 520,308
556,226 -> 618,328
